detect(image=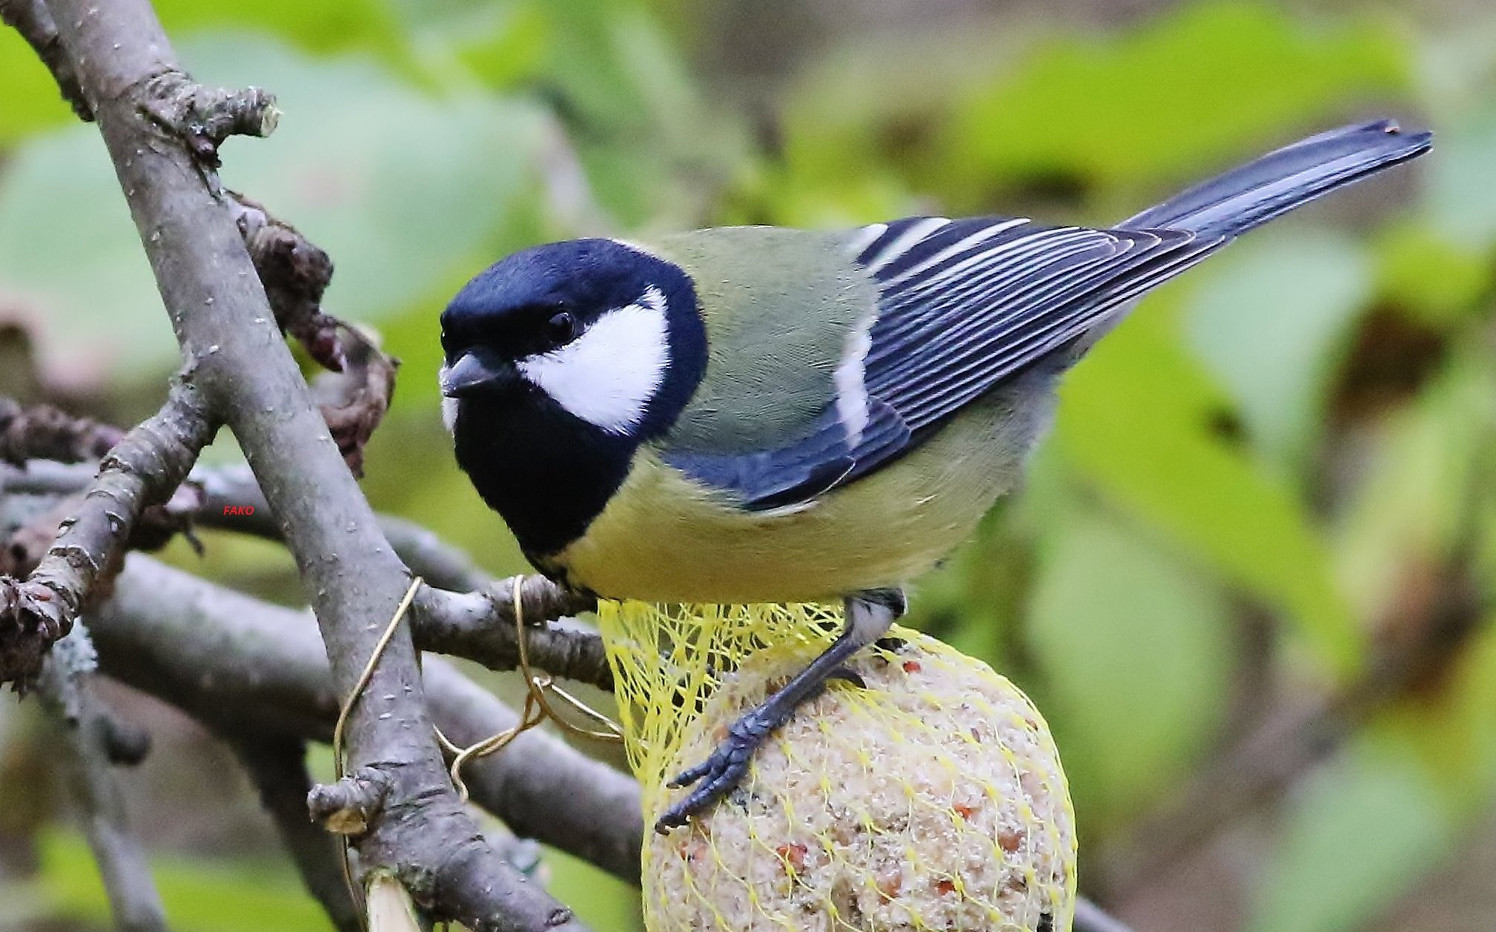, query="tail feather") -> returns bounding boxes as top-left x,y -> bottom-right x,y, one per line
1121,119 -> 1432,238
